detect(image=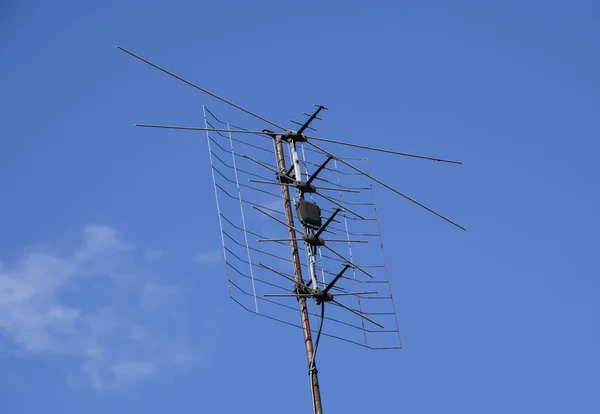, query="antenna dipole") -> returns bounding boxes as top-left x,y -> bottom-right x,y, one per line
274,135 -> 323,414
